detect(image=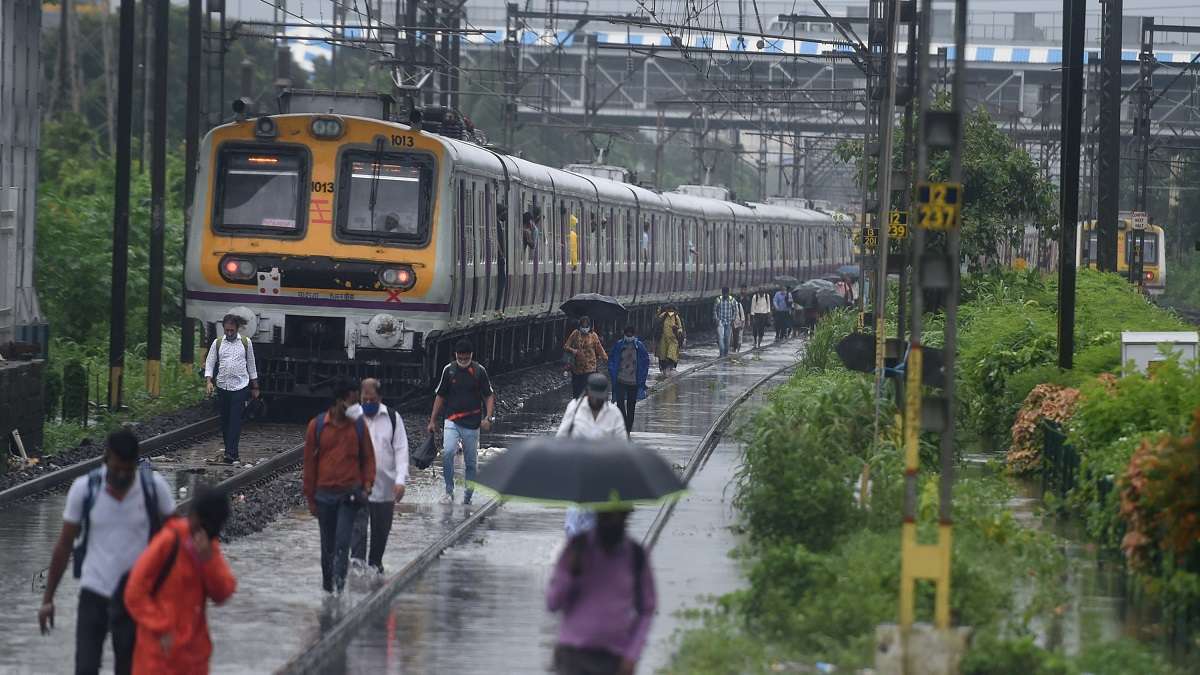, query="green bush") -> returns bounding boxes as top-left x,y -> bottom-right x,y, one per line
961,634 -> 1074,675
